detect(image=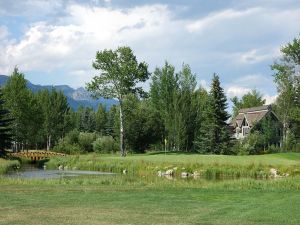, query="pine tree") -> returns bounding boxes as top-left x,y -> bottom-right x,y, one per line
209,74 -> 230,154
0,87 -> 13,153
